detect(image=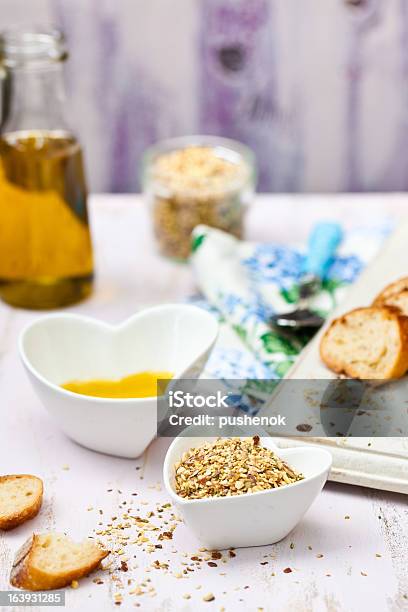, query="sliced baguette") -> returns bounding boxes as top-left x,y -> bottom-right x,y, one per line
373,276 -> 408,303
320,306 -> 408,379
10,533 -> 109,591
0,475 -> 43,531
373,288 -> 408,316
